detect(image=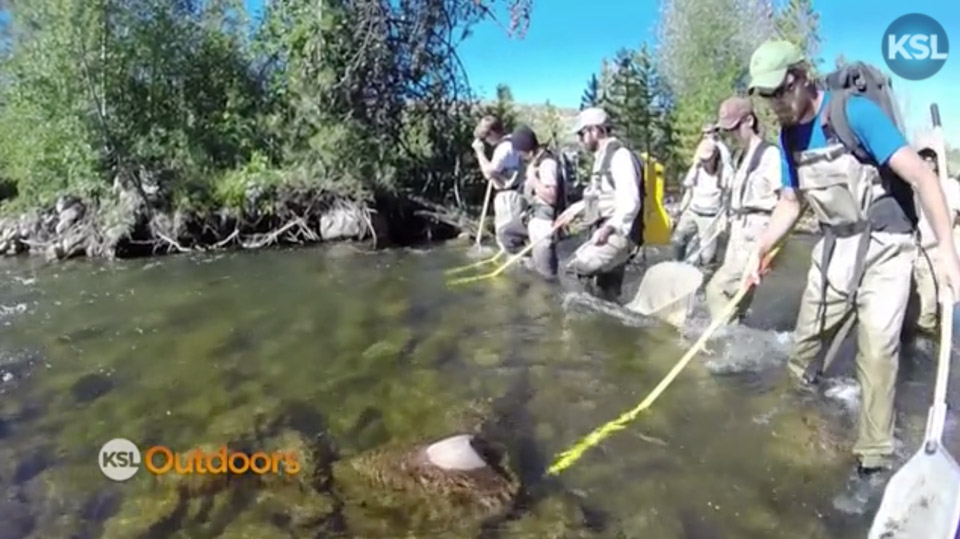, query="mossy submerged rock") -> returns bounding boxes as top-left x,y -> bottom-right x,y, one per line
247,483 -> 338,532
258,429 -> 324,491
100,484 -> 181,539
497,495 -> 601,539
334,433 -> 520,531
